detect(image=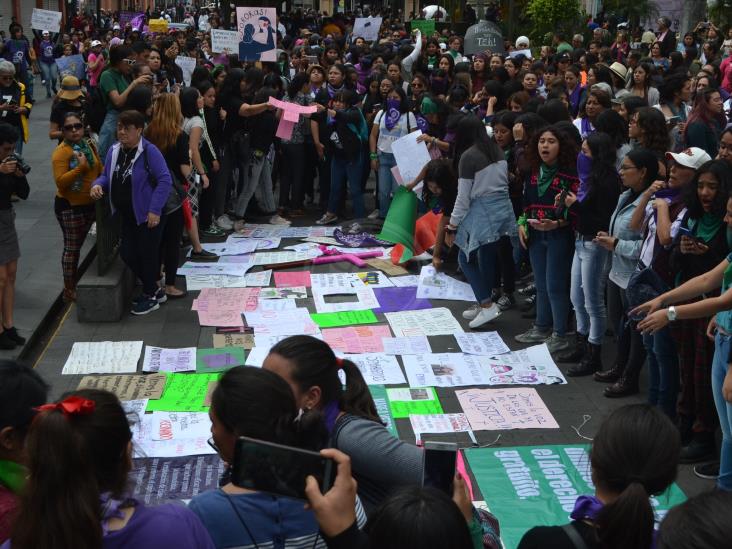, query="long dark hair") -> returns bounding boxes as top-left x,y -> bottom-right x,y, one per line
179,86 -> 201,119
657,490 -> 732,549
687,87 -> 726,129
12,389 -> 132,549
453,115 -> 503,170
682,160 -> 732,219
366,487 -> 473,549
212,366 -> 326,451
269,336 -> 382,424
591,404 -> 680,549
624,148 -> 660,190
422,158 -> 458,212
585,132 -> 620,196
594,109 -> 628,149
635,107 -> 671,156
216,67 -> 246,108
526,124 -> 579,172
0,360 -> 48,436
287,71 -> 310,100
